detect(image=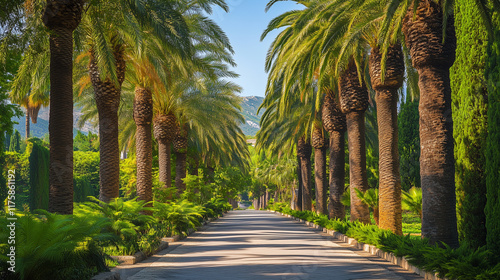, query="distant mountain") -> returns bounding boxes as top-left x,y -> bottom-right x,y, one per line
240,96 -> 264,136
12,96 -> 264,138
12,106 -> 95,139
